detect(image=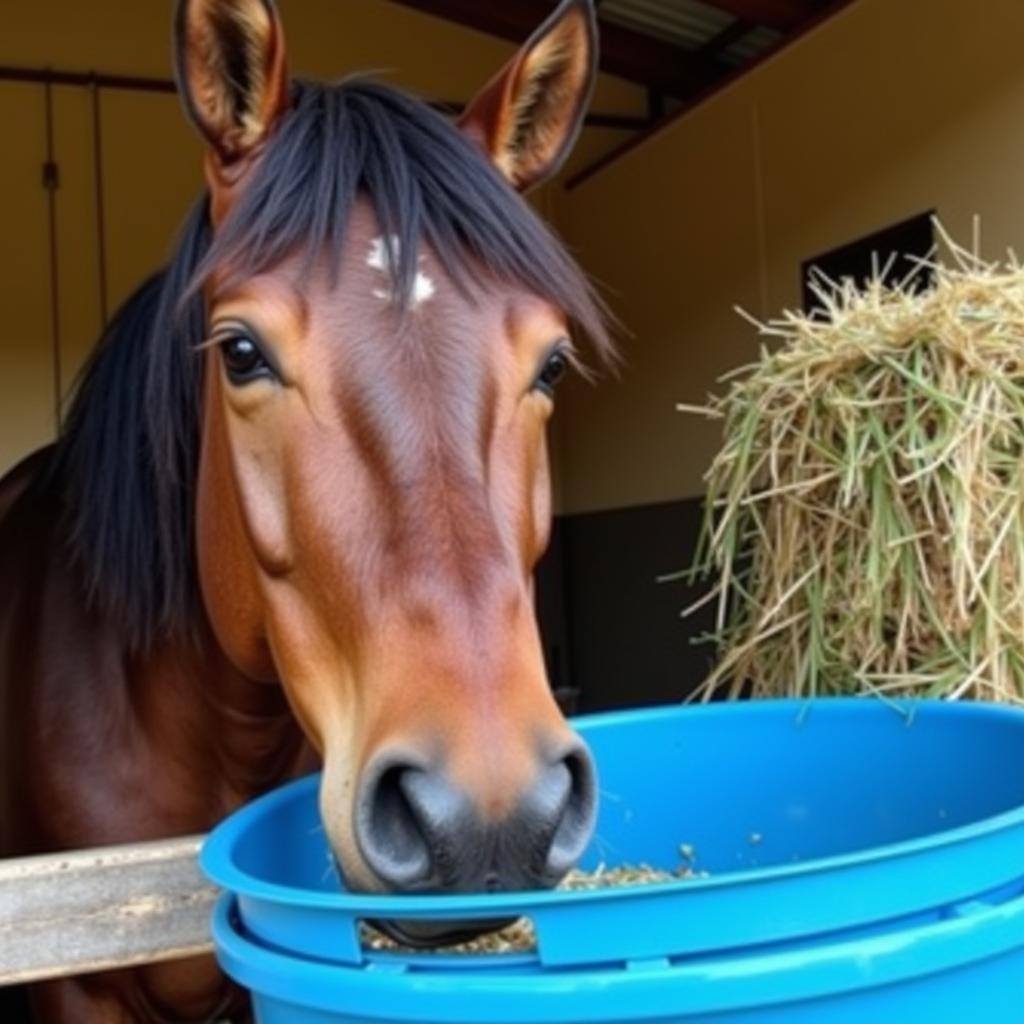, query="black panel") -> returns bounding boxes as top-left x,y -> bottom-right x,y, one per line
537,498 -> 716,713
801,211 -> 935,314
534,517 -> 574,704
0,987 -> 31,1022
